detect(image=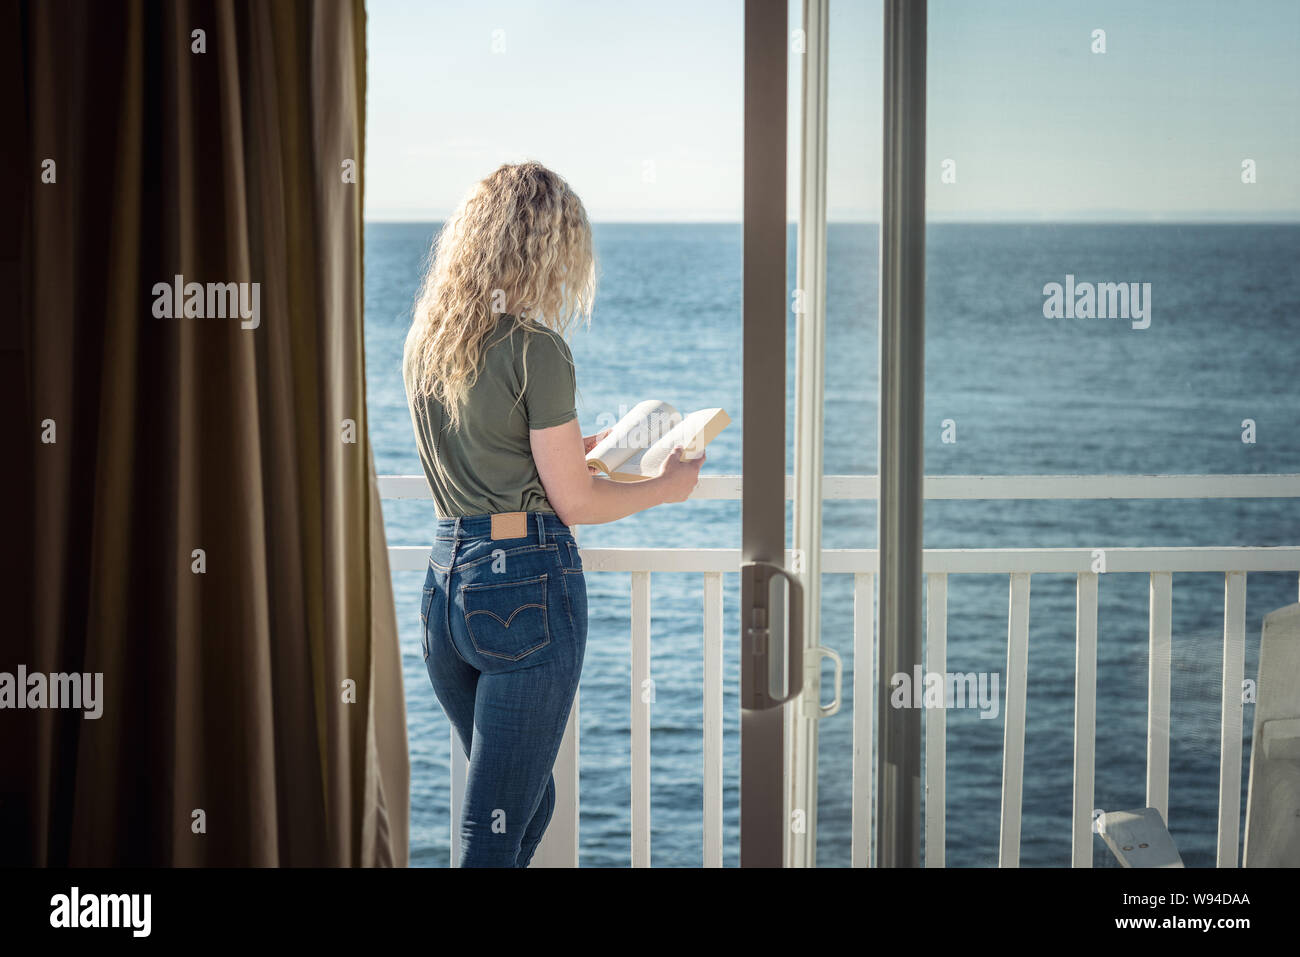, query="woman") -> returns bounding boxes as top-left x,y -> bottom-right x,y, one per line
403,162 -> 705,867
